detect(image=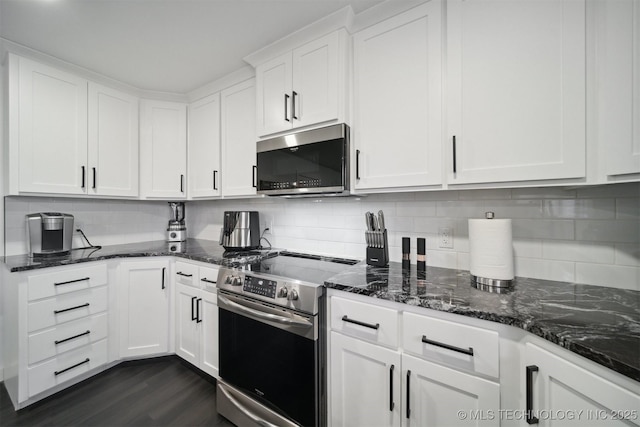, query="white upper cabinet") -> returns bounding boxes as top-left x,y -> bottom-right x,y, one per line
88,82 -> 139,197
352,1 -> 443,191
255,30 -> 345,137
446,0 -> 586,185
140,100 -> 188,199
188,93 -> 221,198
221,78 -> 257,197
597,0 -> 640,179
12,55 -> 88,195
